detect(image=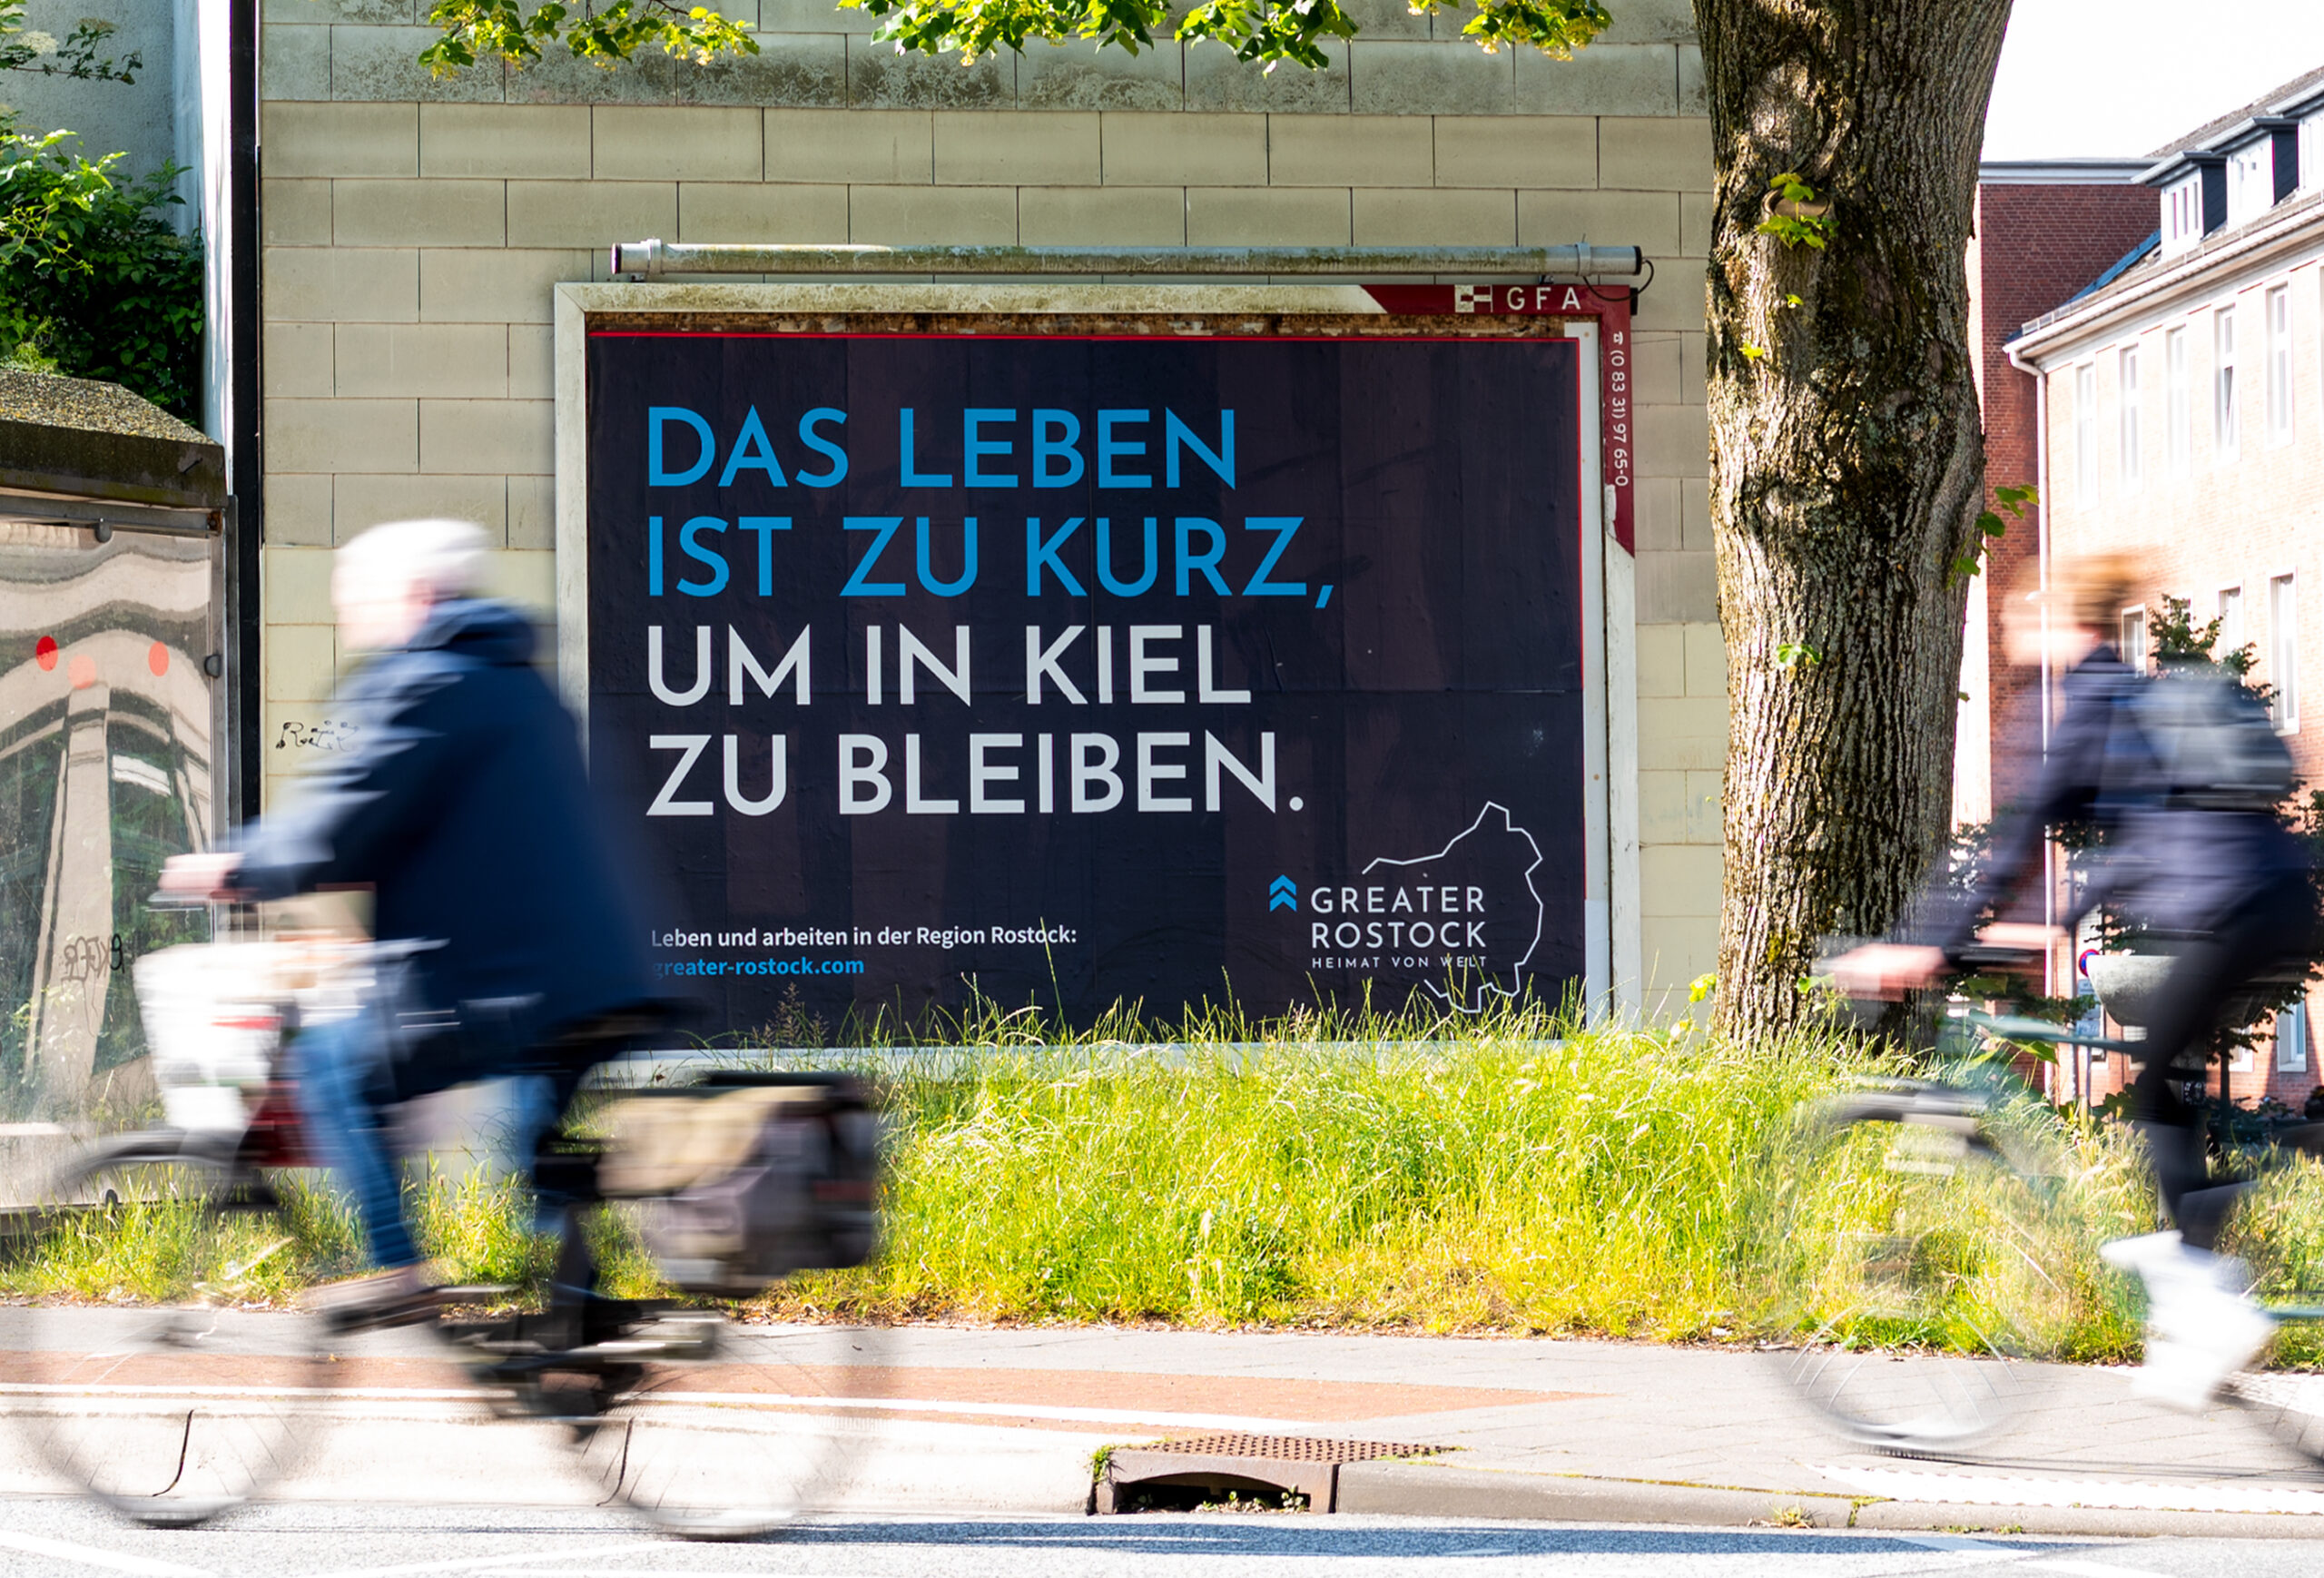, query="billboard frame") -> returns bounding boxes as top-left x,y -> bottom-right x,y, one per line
552,281 -> 1641,1017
